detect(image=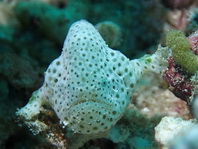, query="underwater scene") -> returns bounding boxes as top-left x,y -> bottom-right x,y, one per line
0,0 -> 198,149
